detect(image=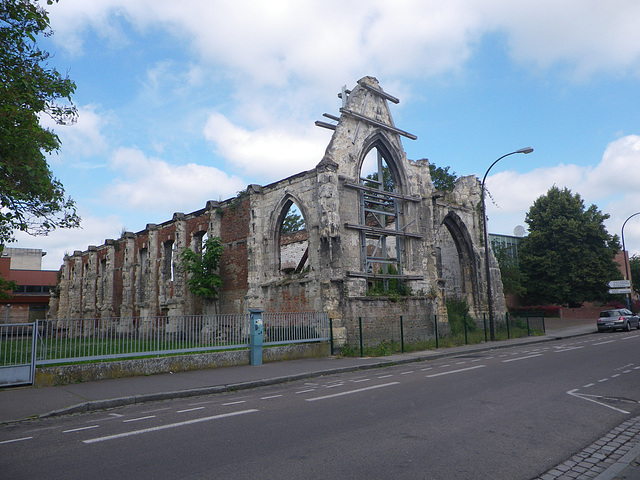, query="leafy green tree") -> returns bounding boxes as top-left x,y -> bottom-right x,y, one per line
180,237 -> 224,299
630,254 -> 640,297
0,0 -> 80,243
365,163 -> 395,192
493,243 -> 526,297
518,186 -> 621,306
428,162 -> 457,191
281,208 -> 305,233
